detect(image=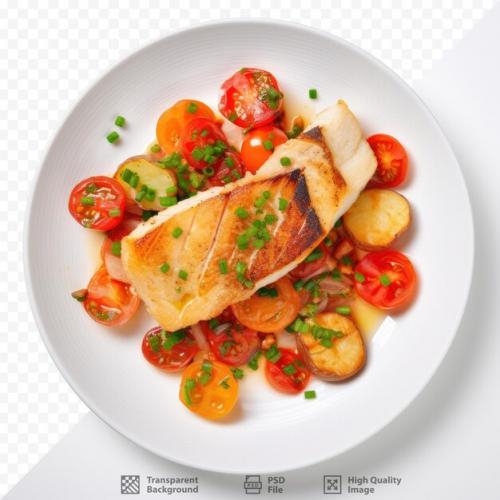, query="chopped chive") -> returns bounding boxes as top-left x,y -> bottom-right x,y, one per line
243,279 -> 254,289
150,143 -> 161,153
278,198 -> 289,211
219,377 -> 231,389
237,234 -> 249,250
340,255 -> 353,266
120,168 -> 133,183
335,306 -> 351,316
332,268 -> 342,280
129,173 -> 139,188
254,197 -> 266,209
172,227 -> 183,238
145,187 -> 156,201
354,271 -> 365,283
248,351 -> 261,370
308,88 -> 318,99
148,334 -> 161,353
189,172 -> 203,189
235,261 -> 247,275
198,372 -> 211,385
202,166 -> 215,177
108,208 -> 121,217
114,115 -> 126,127
80,196 -> 95,206
225,156 -> 235,167
191,147 -> 204,161
208,318 -> 219,329
106,131 -> 120,143
379,274 -> 391,286
304,390 -> 317,400
135,190 -> 146,202
85,183 -> 97,193
163,329 -> 186,350
111,241 -> 121,257
219,259 -> 228,275
160,263 -> 170,273
293,279 -> 305,290
262,191 -> 271,200
286,124 -> 303,139
263,140 -> 274,151
200,129 -> 209,138
257,286 -> 278,298
165,185 -> 177,196
178,269 -> 188,281
201,360 -> 213,374
142,210 -> 156,221
283,363 -> 297,375
252,239 -> 265,249
320,338 -> 333,348
324,237 -> 333,247
304,247 -> 323,263
184,378 -> 196,405
235,207 -> 249,219
231,367 -> 244,380
334,218 -> 343,228
228,111 -> 238,122
186,102 -> 198,114
280,156 -> 291,167
265,344 -> 281,363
